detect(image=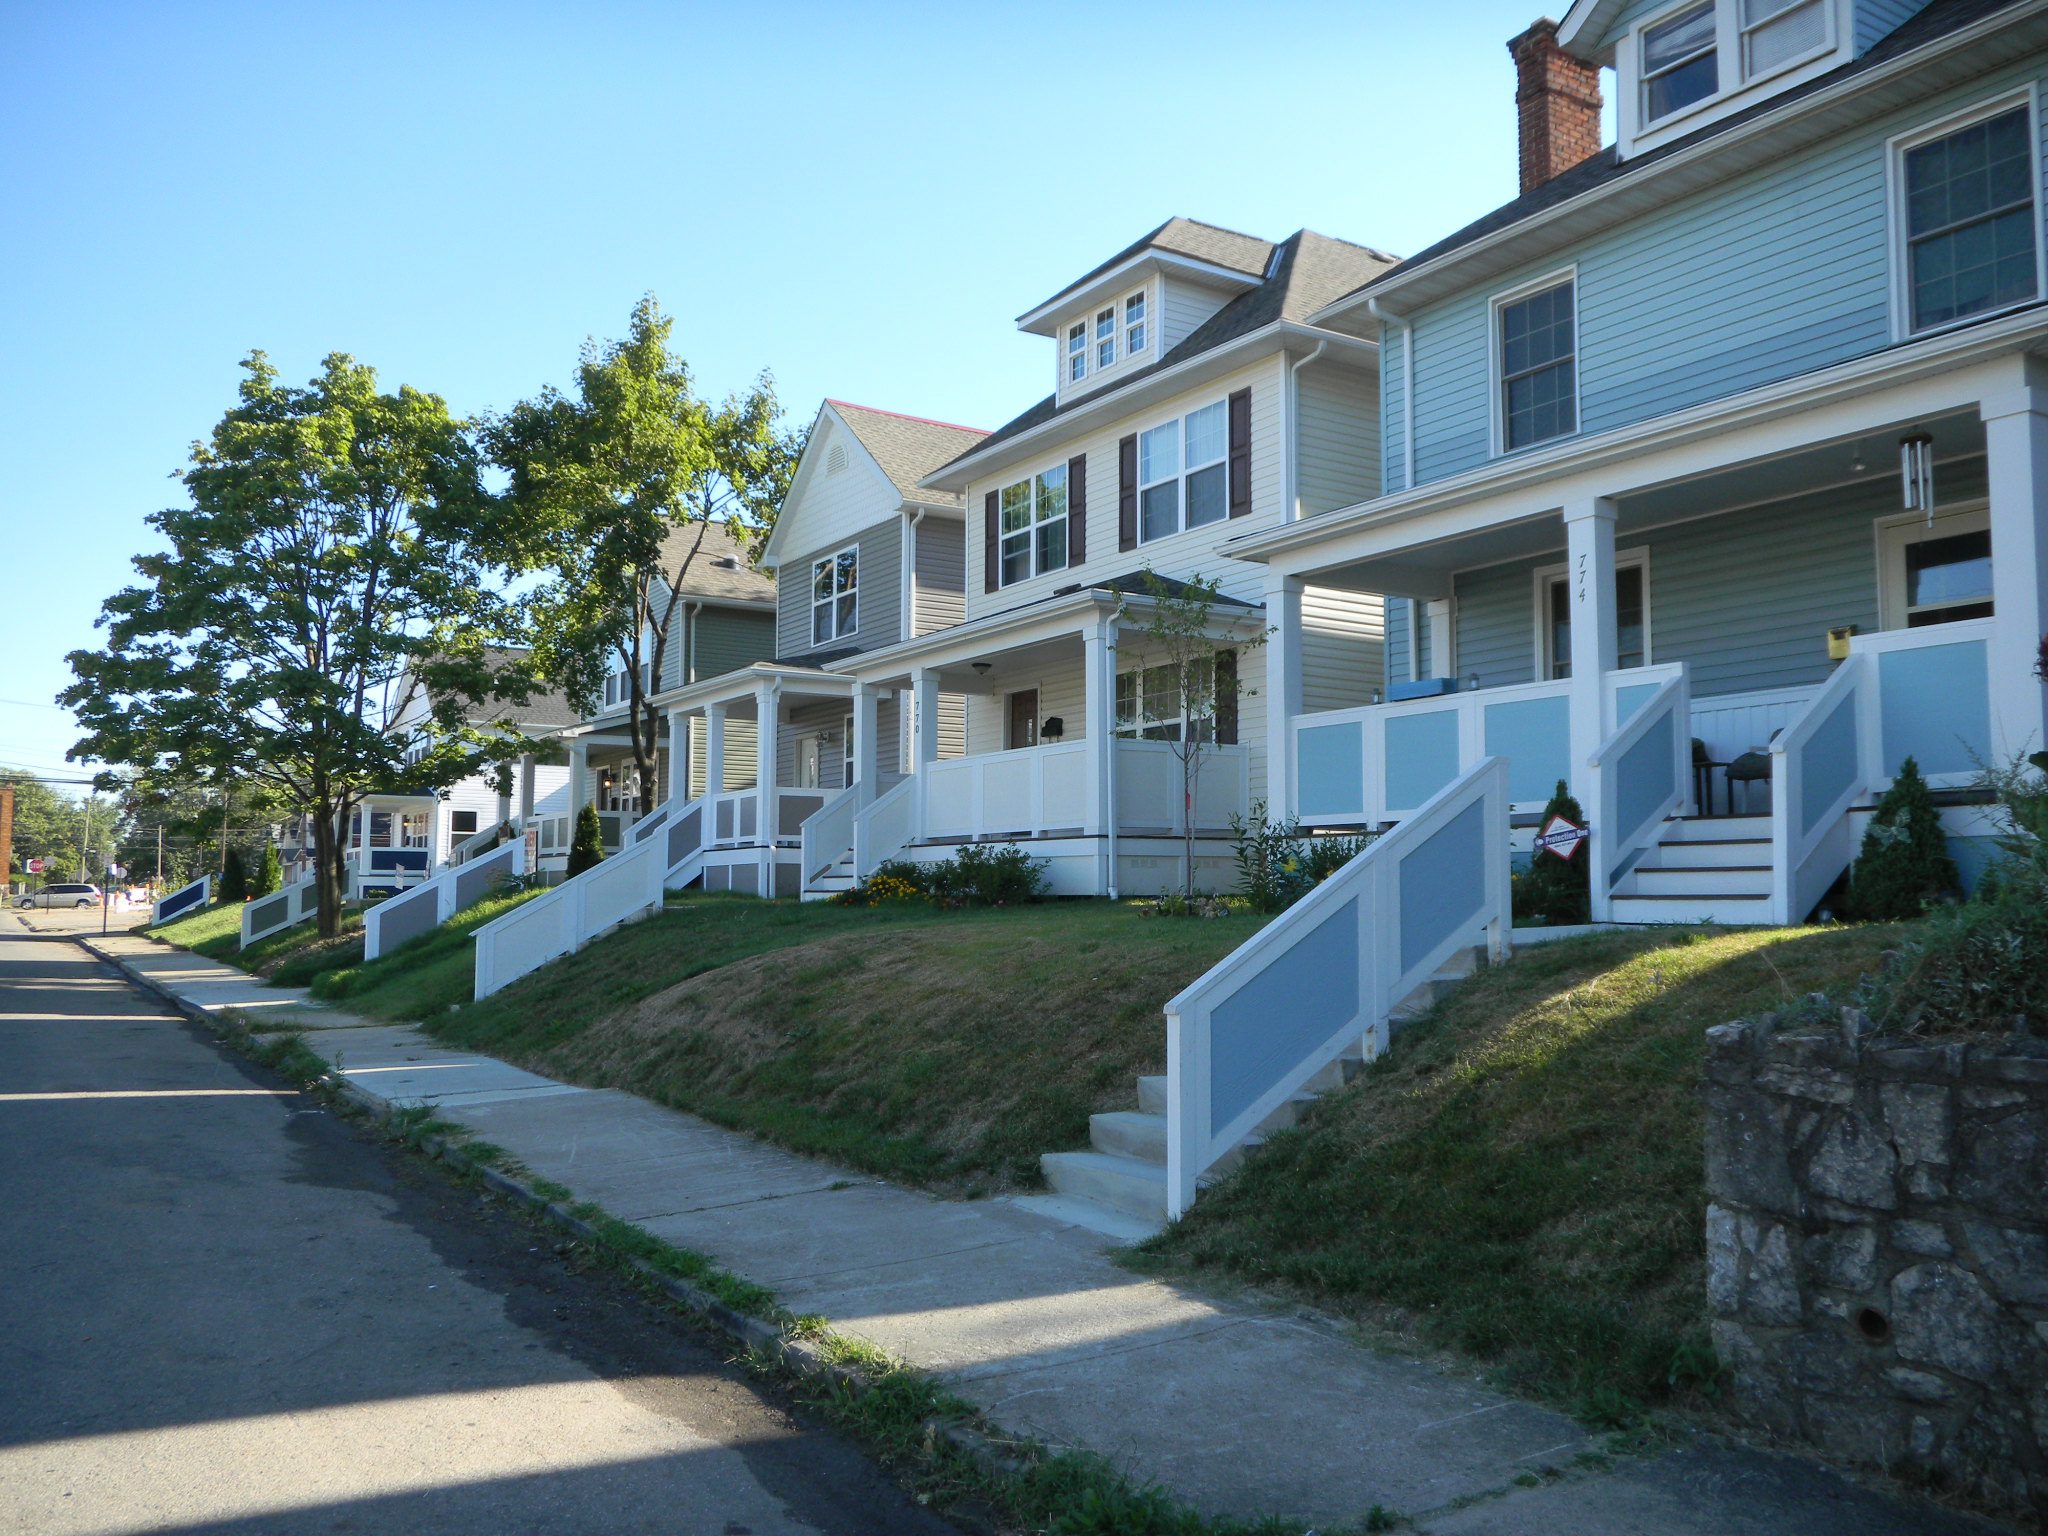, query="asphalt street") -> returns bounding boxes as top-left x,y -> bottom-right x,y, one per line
0,918 -> 959,1535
